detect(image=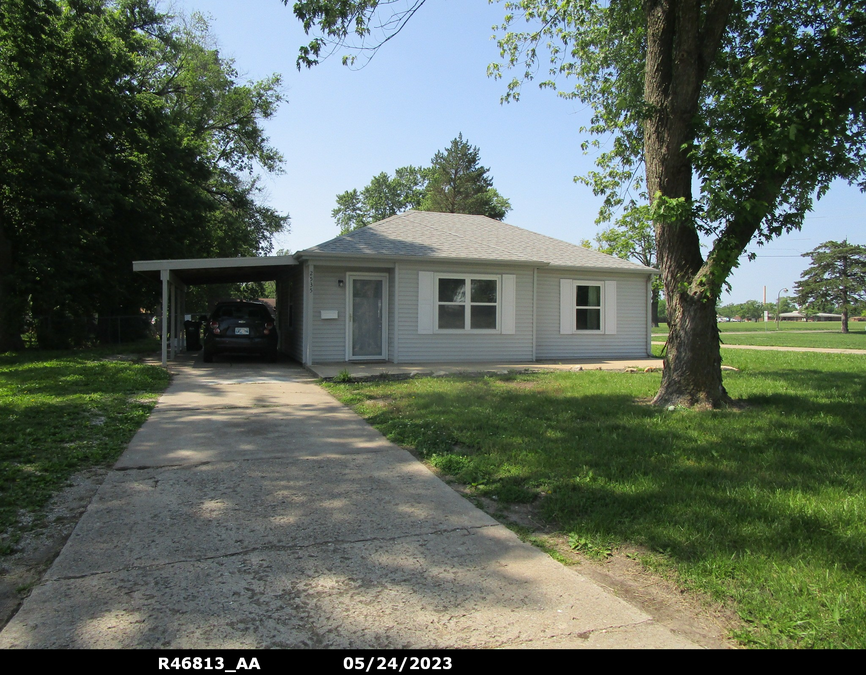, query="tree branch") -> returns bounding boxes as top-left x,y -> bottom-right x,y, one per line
695,168 -> 791,298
